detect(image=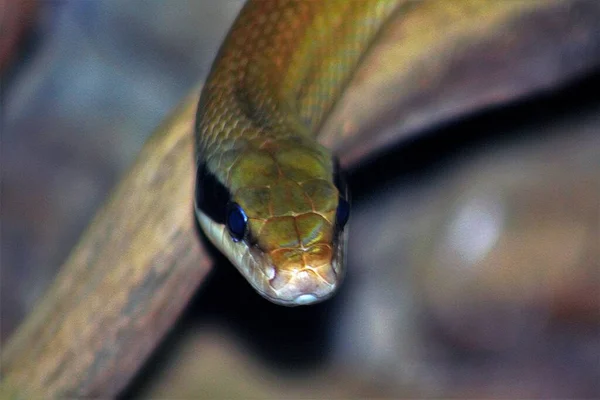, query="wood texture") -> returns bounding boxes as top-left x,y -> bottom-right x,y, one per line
1,89 -> 210,398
